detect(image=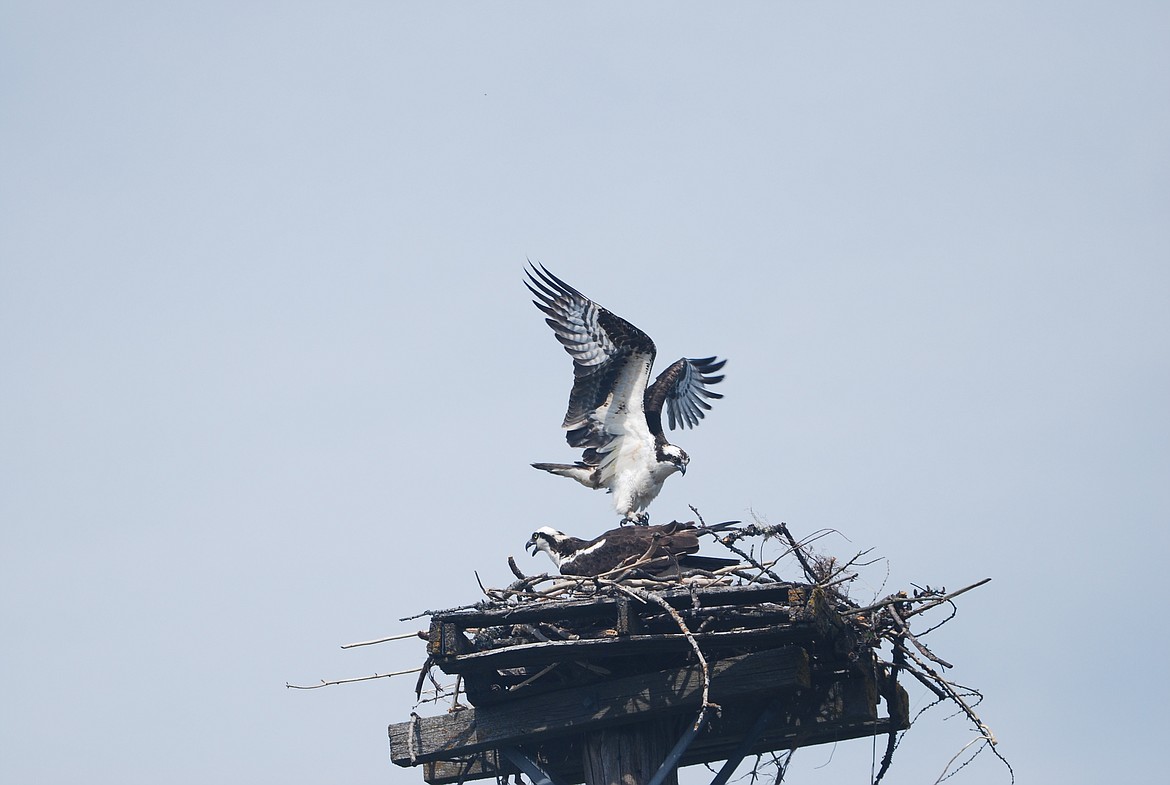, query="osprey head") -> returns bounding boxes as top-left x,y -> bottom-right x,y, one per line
659,444 -> 689,476
526,526 -> 568,566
